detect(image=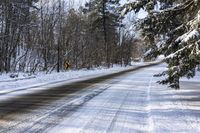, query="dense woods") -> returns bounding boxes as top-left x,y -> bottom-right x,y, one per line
0,0 -> 142,74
